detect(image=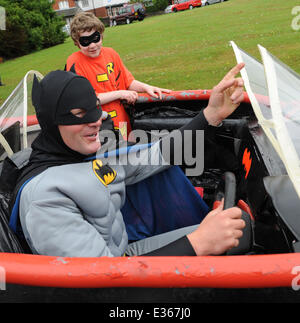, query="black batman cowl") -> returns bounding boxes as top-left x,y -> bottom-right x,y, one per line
15,70 -> 103,192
